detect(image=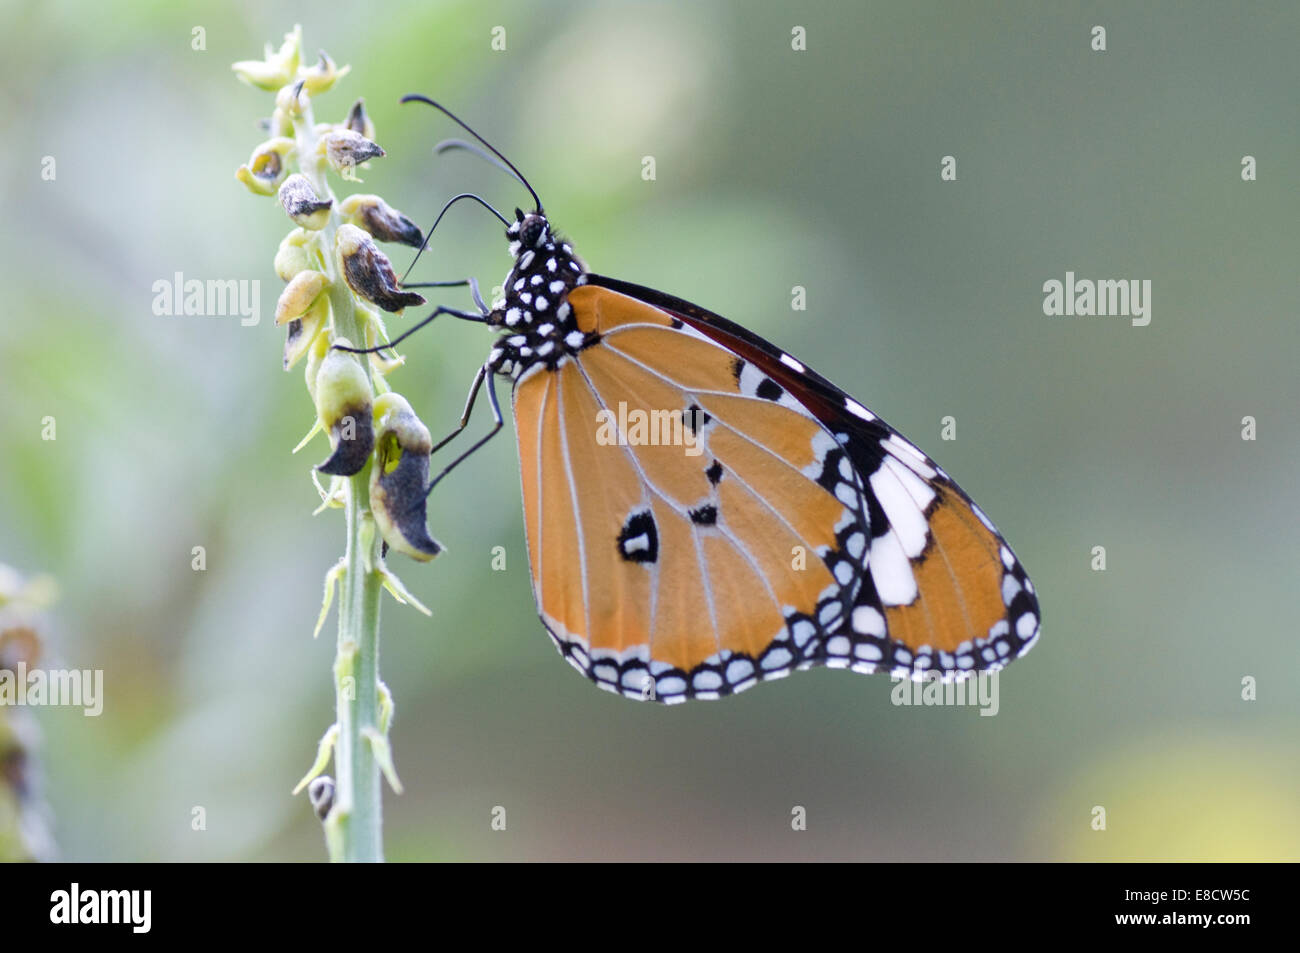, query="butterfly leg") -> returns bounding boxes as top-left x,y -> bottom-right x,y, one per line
422,365 -> 503,499
399,276 -> 490,316
331,304 -> 487,358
